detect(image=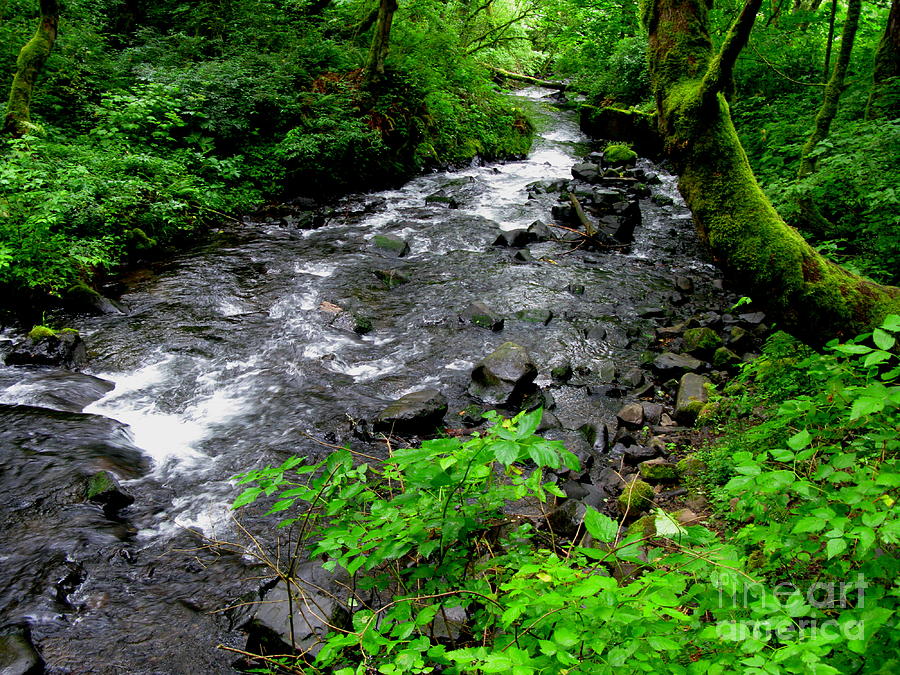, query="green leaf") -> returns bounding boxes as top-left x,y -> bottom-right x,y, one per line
833,343 -> 873,355
787,429 -> 812,451
231,486 -> 262,509
491,440 -> 520,466
515,407 -> 543,439
584,507 -> 619,543
526,441 -> 560,468
850,397 -> 884,420
864,350 -> 893,368
826,538 -> 847,559
872,328 -> 896,350
792,516 -> 826,534
881,314 -> 900,332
